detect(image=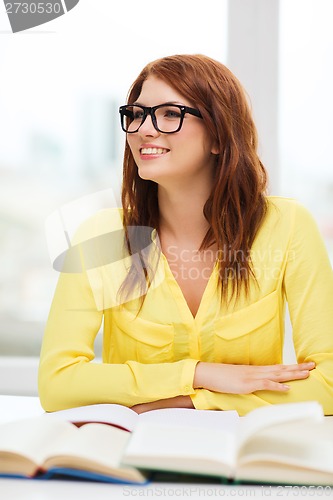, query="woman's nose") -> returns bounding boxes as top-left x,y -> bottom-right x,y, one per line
138,114 -> 160,136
